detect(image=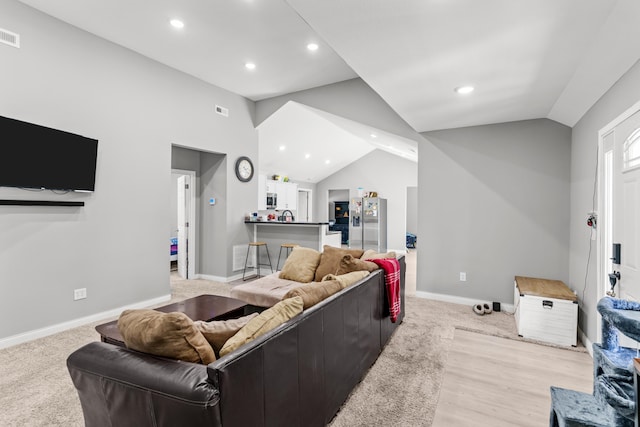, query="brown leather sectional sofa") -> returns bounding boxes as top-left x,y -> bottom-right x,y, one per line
67,256 -> 406,427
